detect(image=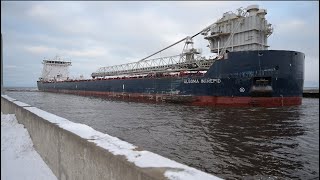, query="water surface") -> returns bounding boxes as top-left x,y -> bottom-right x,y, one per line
5,89 -> 319,179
